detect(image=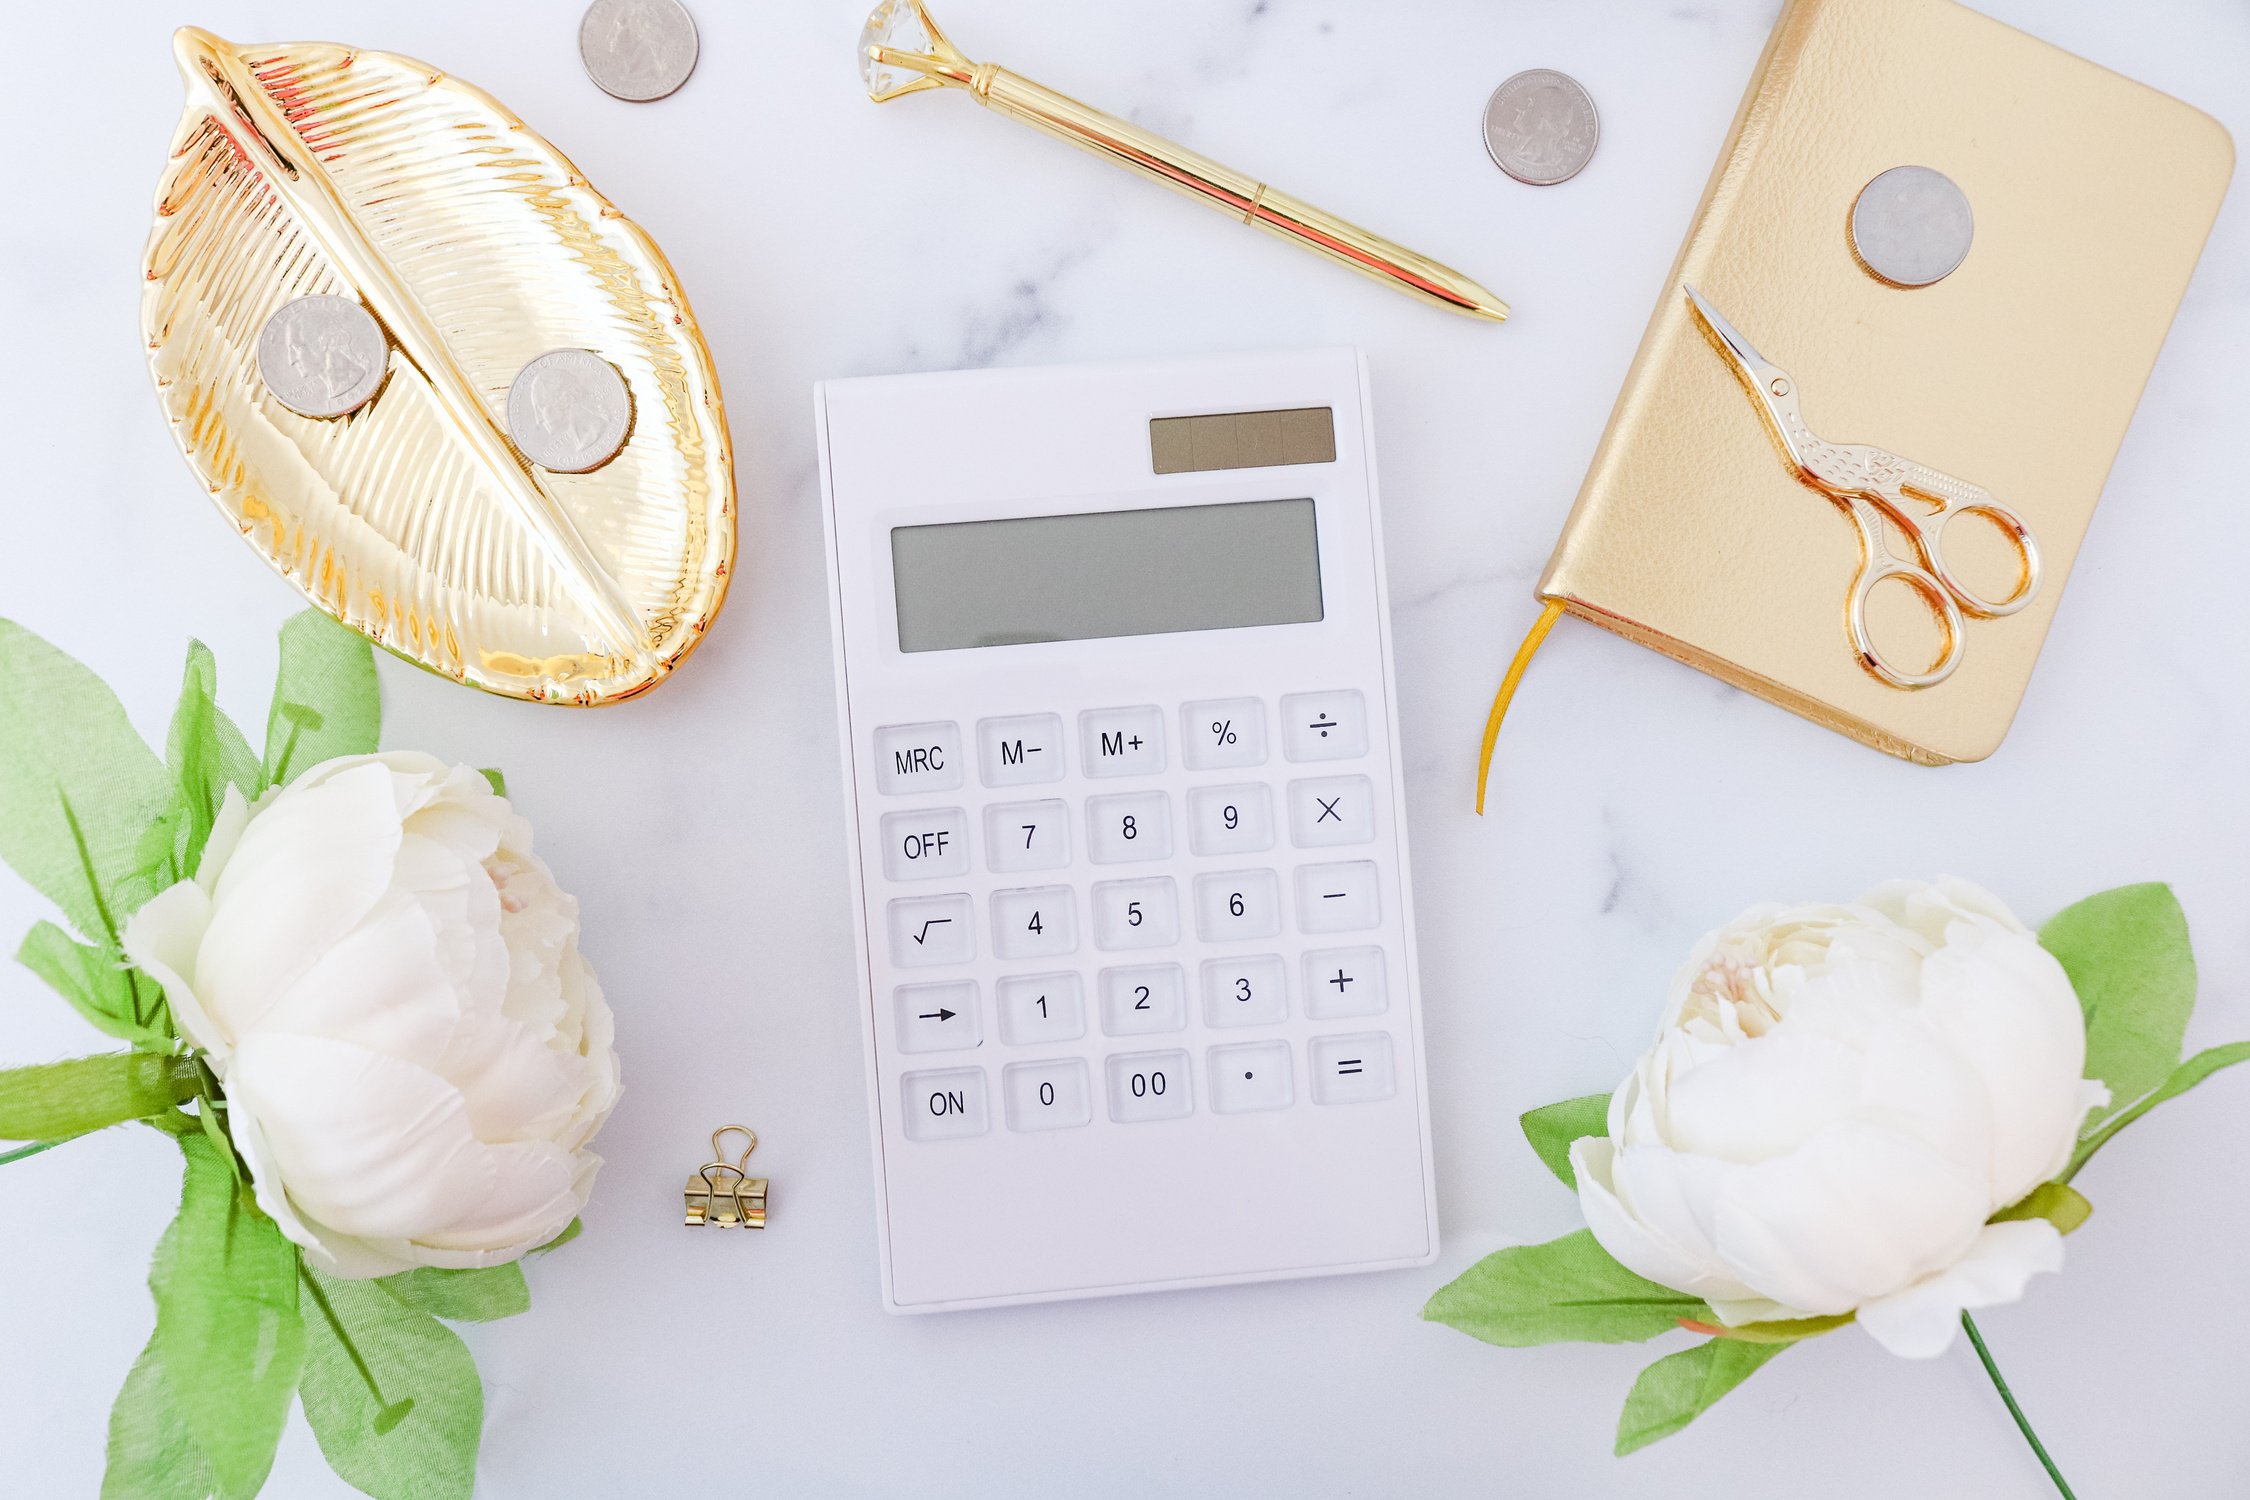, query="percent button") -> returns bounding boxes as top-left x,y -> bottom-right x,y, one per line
1182,697 -> 1268,770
